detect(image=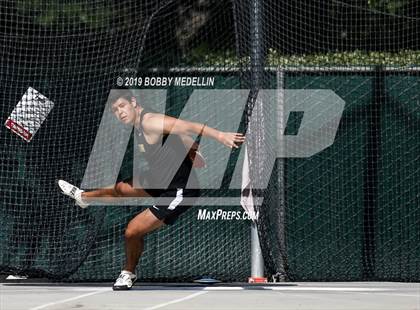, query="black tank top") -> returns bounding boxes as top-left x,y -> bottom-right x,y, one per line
135,108 -> 198,191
